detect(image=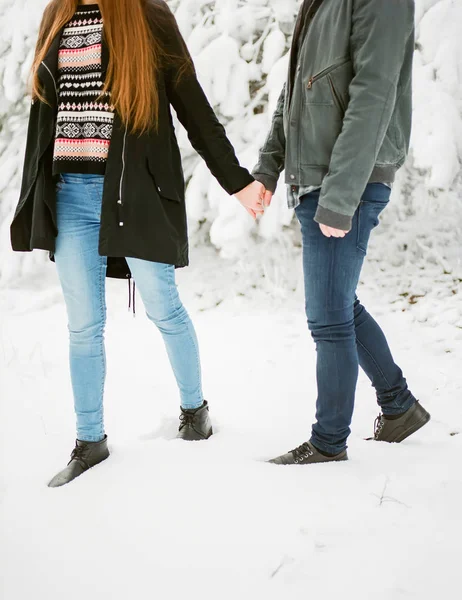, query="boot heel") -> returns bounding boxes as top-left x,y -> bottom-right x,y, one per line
395,411 -> 431,443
